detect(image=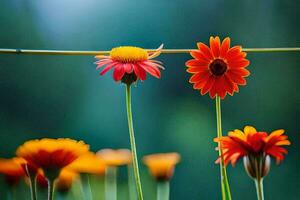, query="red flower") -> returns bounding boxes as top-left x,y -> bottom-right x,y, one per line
186,36 -> 250,99
214,126 -> 291,166
95,45 -> 164,84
